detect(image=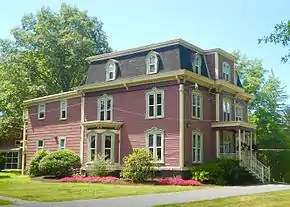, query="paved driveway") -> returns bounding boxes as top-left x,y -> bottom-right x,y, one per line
5,184 -> 290,207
